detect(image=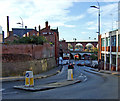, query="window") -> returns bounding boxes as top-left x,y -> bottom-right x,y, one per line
33,33 -> 35,36
111,35 -> 116,46
101,53 -> 104,61
106,37 -> 110,46
106,54 -> 110,63
43,32 -> 47,34
101,38 -> 105,47
112,55 -> 116,65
